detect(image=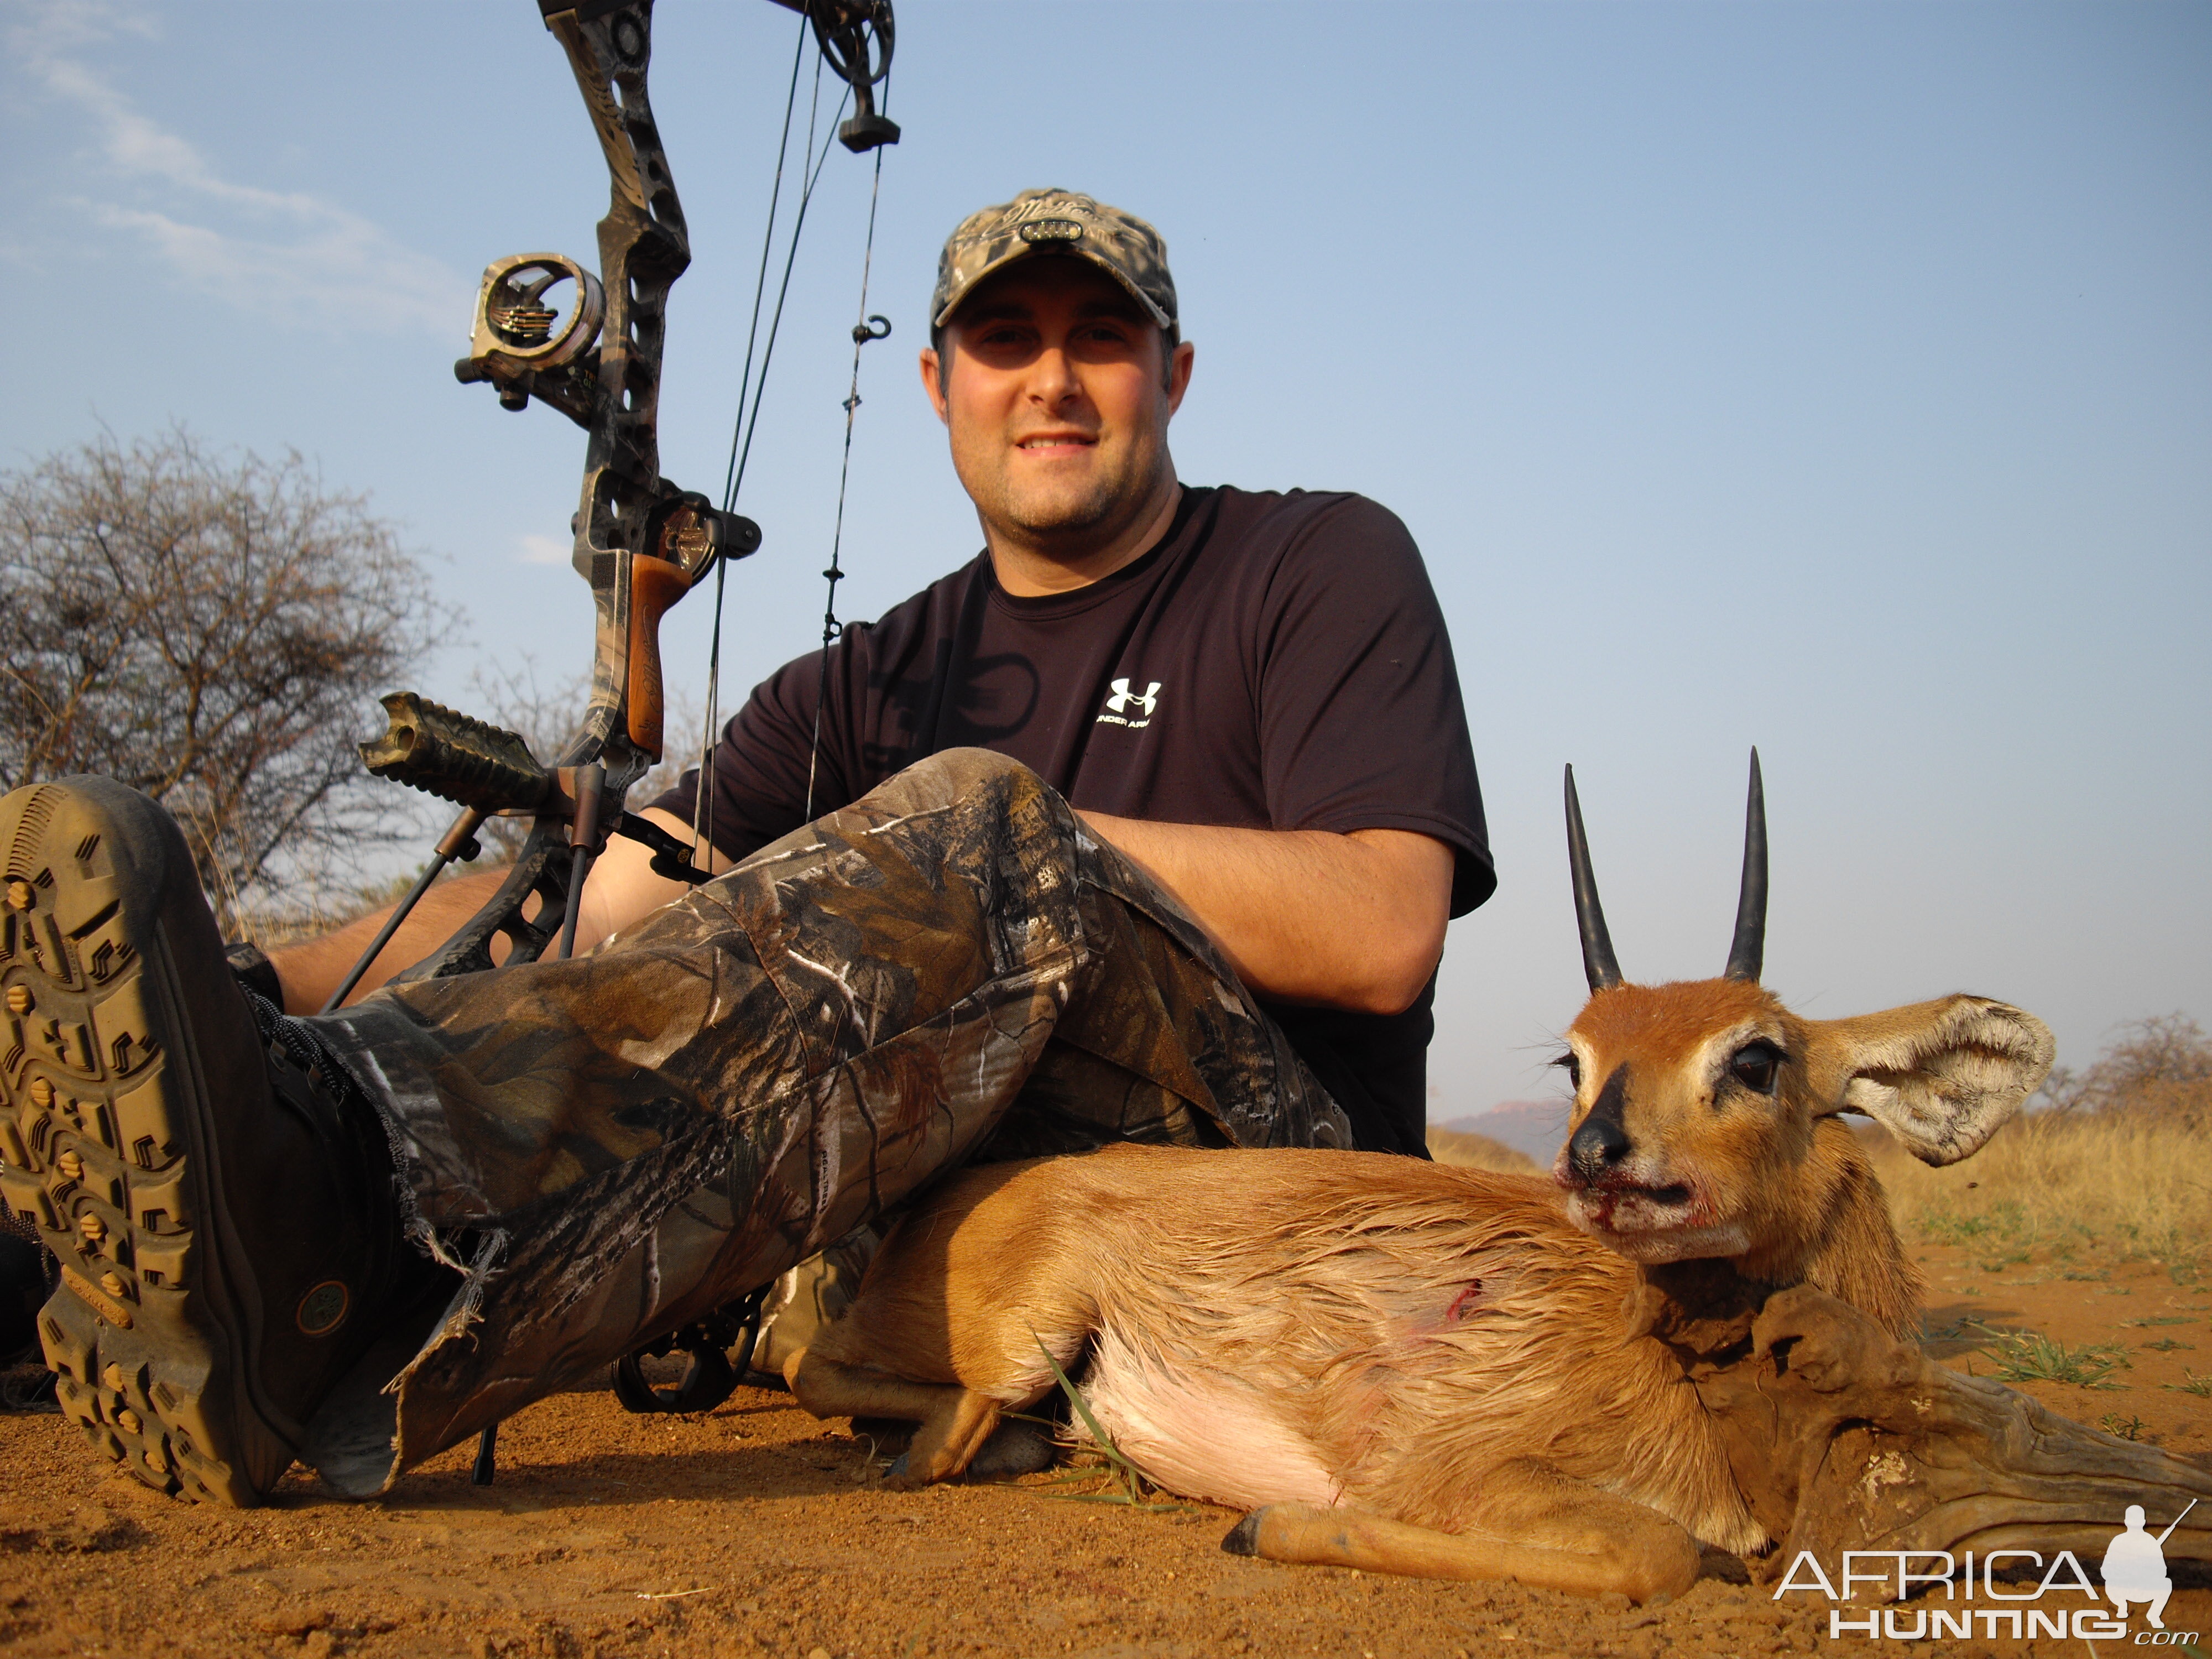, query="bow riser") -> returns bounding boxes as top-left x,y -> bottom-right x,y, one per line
550,0 -> 686,794
345,0 -> 905,1457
